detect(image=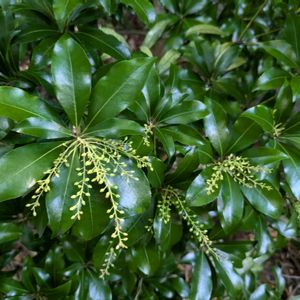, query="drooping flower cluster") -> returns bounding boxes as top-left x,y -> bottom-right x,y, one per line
27,136 -> 152,252
206,154 -> 272,195
158,186 -> 216,256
